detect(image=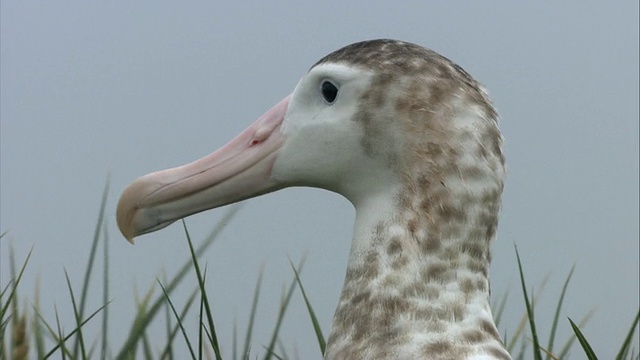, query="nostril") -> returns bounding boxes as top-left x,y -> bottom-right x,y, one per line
252,125 -> 273,145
